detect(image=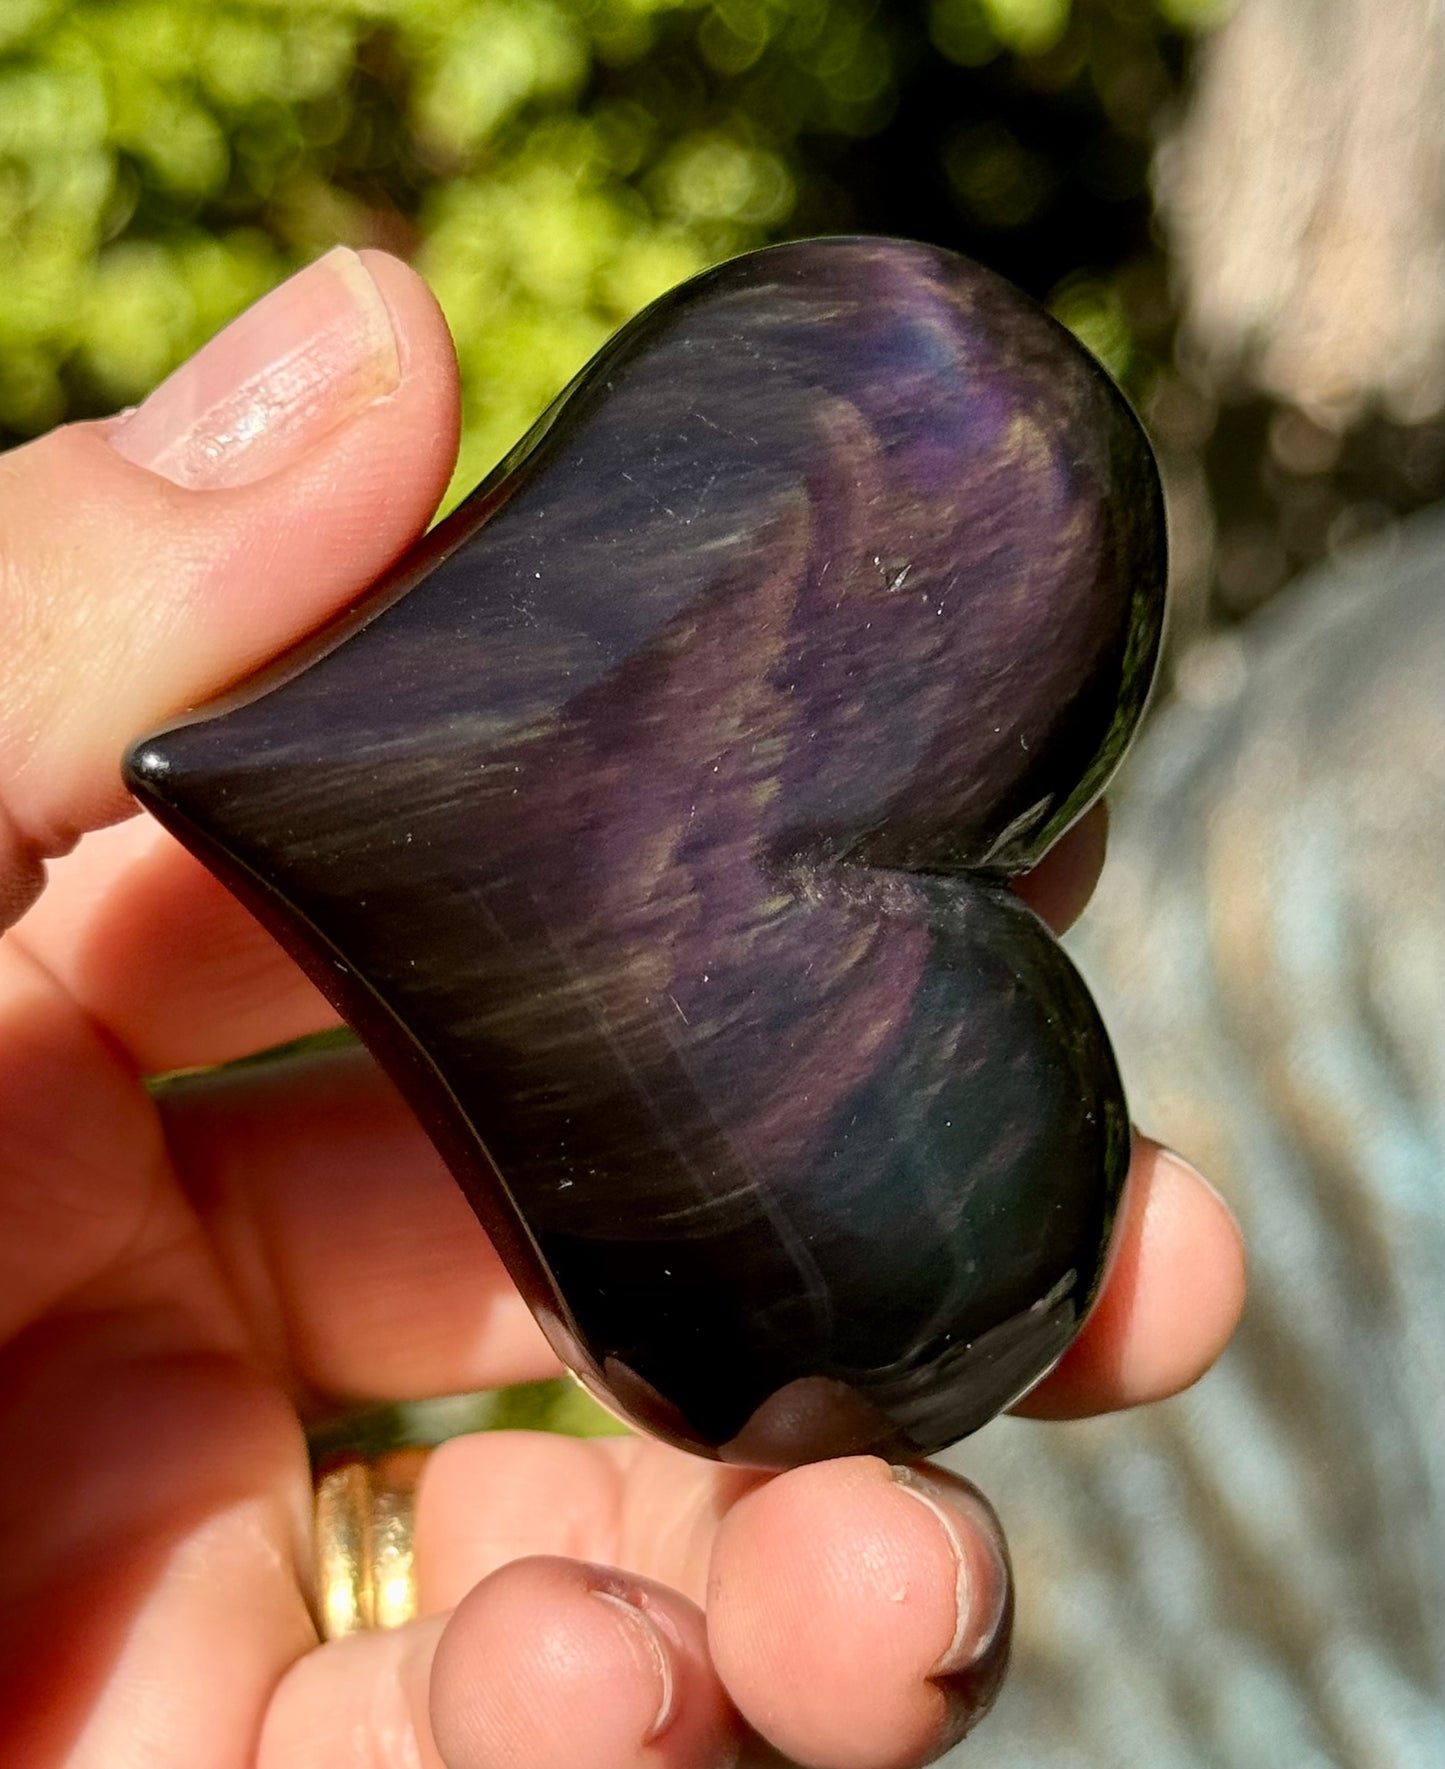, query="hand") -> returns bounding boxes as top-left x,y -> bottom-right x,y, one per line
0,250 -> 1246,1769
